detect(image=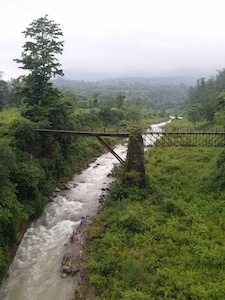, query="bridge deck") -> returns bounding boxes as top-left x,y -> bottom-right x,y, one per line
35,129 -> 130,137
36,129 -> 225,147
